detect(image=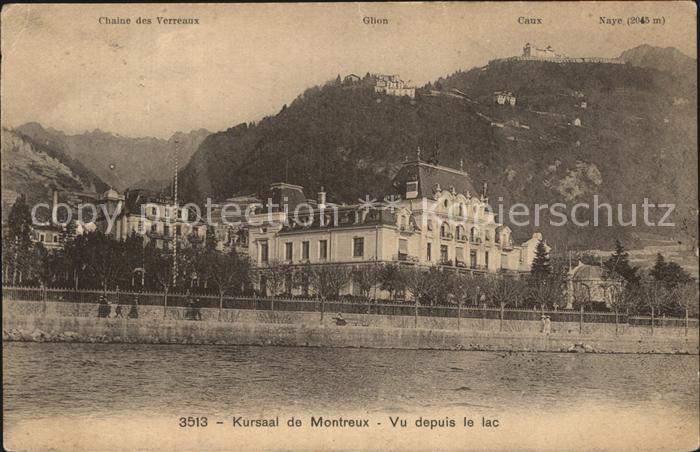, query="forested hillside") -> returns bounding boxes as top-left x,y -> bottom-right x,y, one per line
177,49 -> 697,250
